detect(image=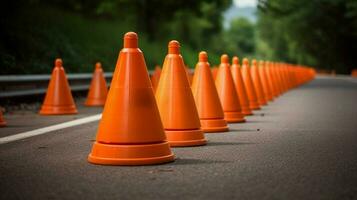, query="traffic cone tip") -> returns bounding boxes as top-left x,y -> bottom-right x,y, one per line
55,58 -> 62,67
95,62 -> 102,69
124,32 -> 138,48
243,58 -> 249,65
168,40 -> 180,54
221,54 -> 229,63
232,56 -> 239,64
199,51 -> 208,62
